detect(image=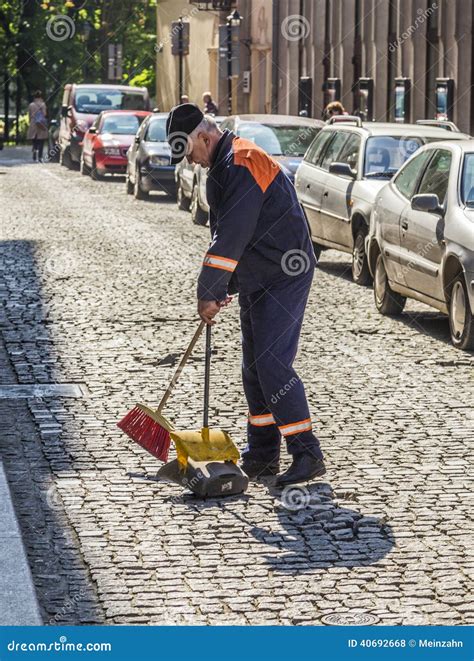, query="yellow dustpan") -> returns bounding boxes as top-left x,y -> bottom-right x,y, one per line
170,325 -> 240,469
